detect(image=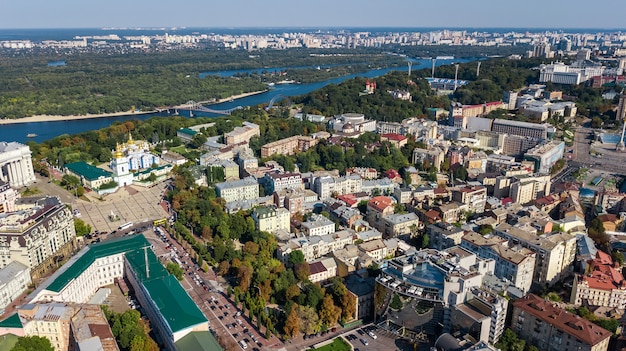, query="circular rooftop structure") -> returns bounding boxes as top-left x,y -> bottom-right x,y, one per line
341,113 -> 365,123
